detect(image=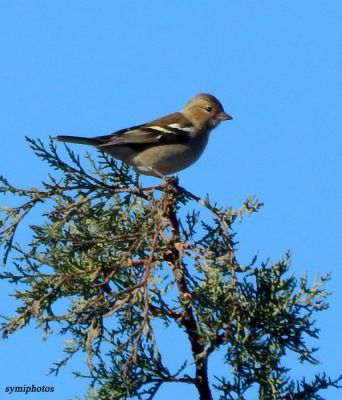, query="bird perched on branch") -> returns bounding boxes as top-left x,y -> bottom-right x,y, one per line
55,93 -> 232,177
